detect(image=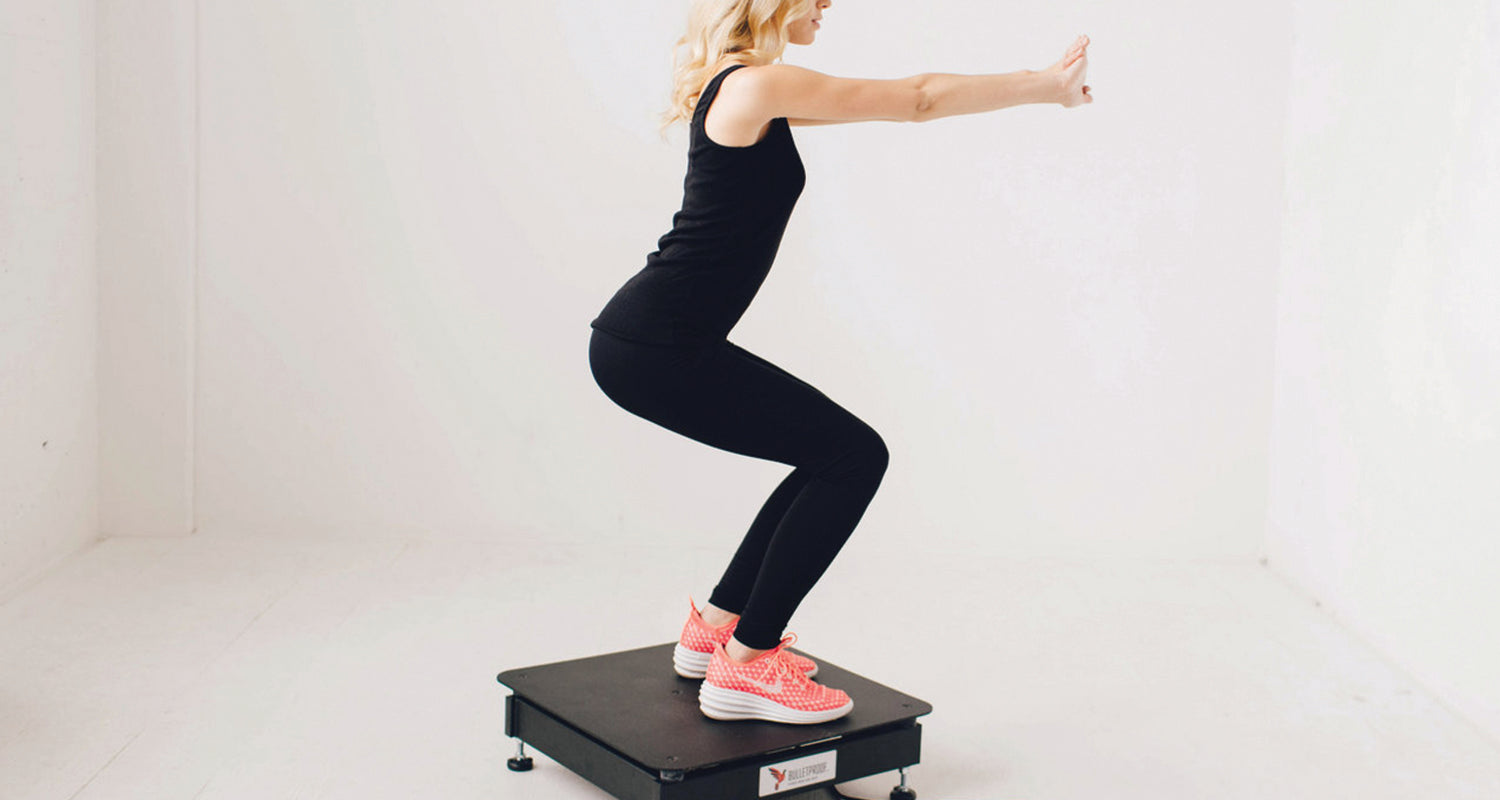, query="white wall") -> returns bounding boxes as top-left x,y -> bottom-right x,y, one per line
1270,0 -> 1500,746
0,1 -> 98,599
192,0 -> 1287,563
2,0 -> 1494,757
97,0 -> 197,538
